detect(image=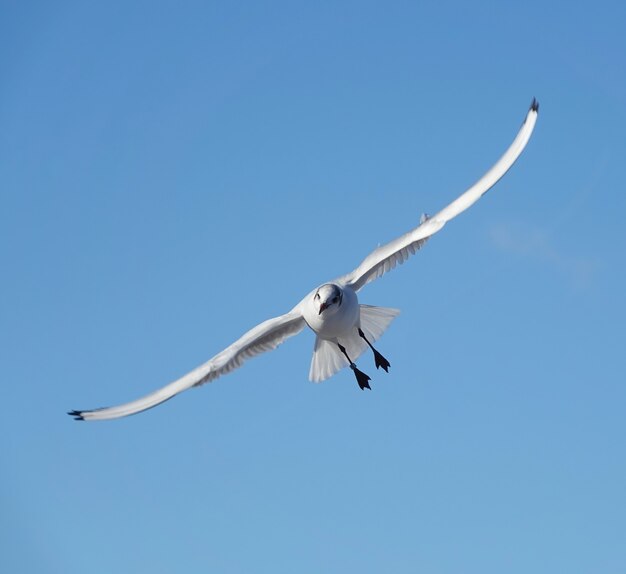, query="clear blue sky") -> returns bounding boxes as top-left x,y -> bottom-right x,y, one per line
2,1 -> 625,572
